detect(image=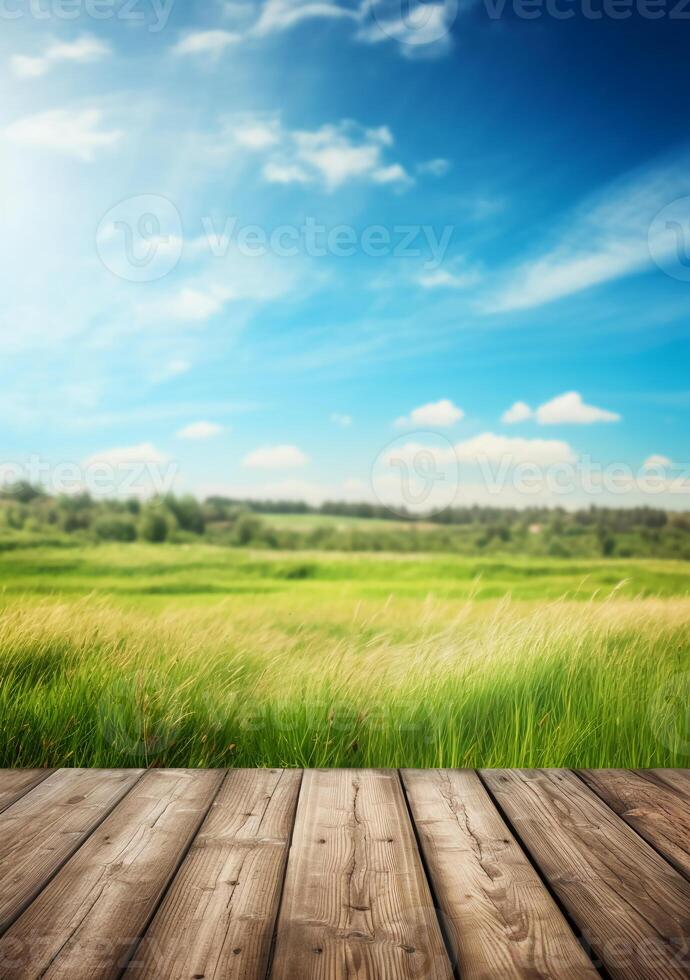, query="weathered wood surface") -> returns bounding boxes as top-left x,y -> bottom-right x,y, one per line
481,768 -> 690,979
270,768 -> 453,980
0,770 -> 54,815
0,768 -> 689,980
133,768 -> 302,980
0,769 -> 223,979
0,769 -> 142,936
579,768 -> 690,881
402,768 -> 598,979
